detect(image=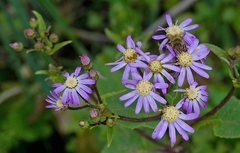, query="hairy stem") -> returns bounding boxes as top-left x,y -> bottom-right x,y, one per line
93,84 -> 102,104
118,114 -> 161,122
